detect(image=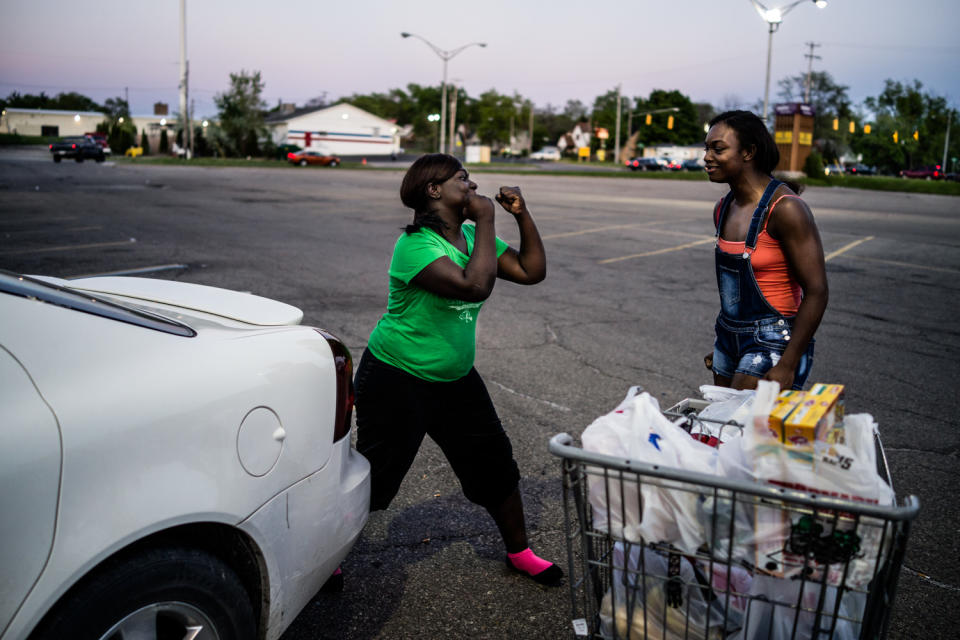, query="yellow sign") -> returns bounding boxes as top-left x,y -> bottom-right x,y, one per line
799,132 -> 813,146
596,149 -> 606,162
774,130 -> 793,144
578,146 -> 591,158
